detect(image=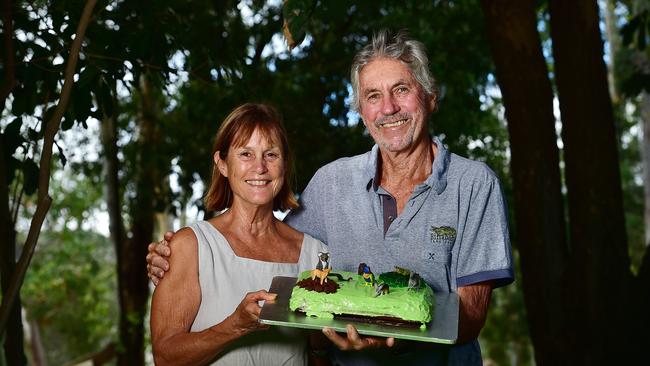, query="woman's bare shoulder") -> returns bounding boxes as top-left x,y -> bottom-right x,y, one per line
168,227 -> 199,260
